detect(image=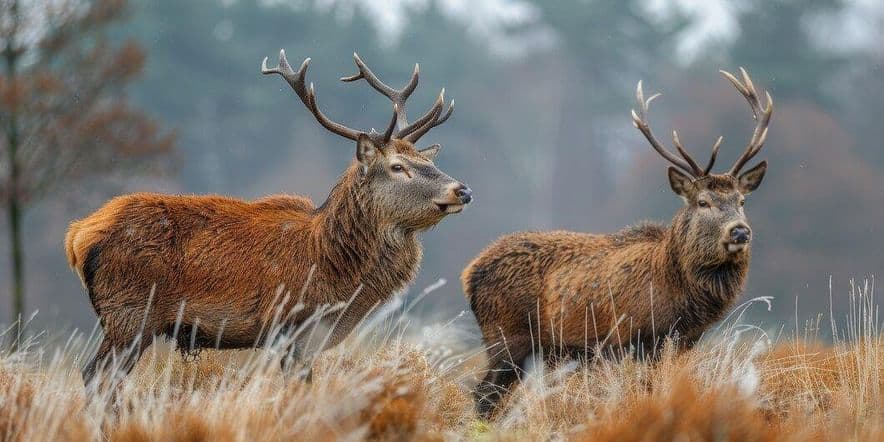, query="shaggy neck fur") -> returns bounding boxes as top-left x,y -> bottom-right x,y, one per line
655,208 -> 750,333
311,165 -> 421,312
